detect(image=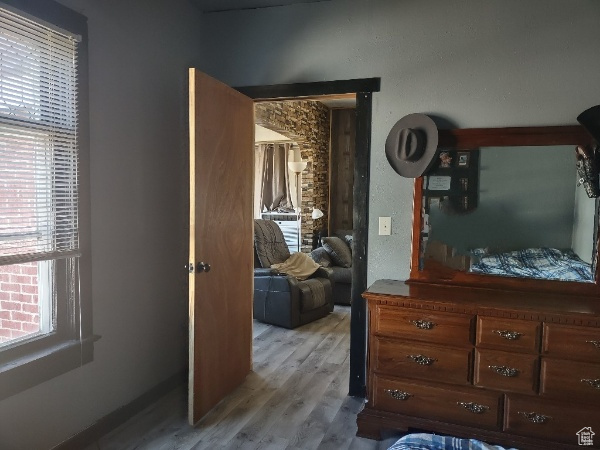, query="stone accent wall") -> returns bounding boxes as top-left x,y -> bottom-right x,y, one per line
255,101 -> 330,252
